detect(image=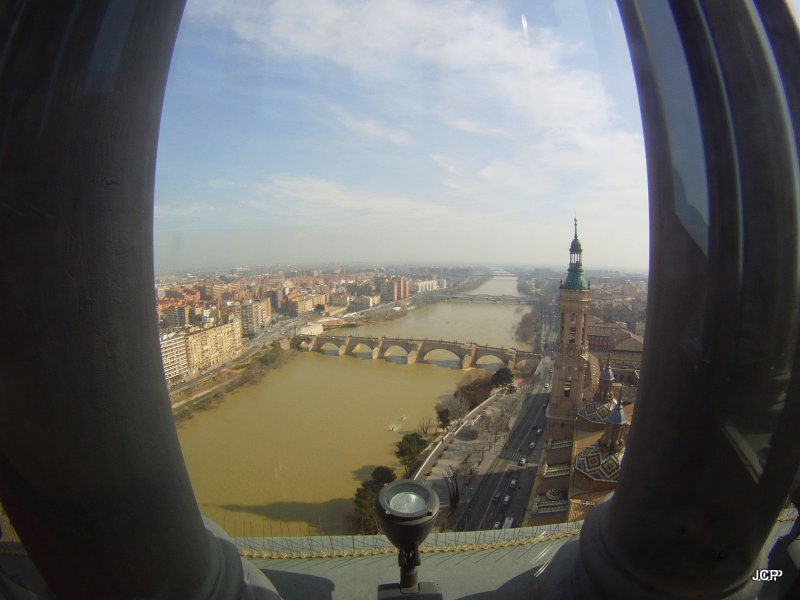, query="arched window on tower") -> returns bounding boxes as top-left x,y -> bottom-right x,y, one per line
564,375 -> 572,398
569,313 -> 577,343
